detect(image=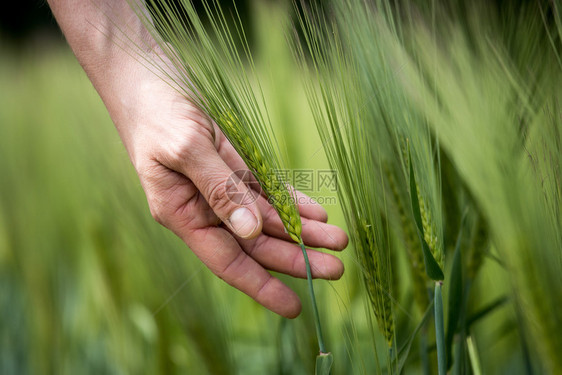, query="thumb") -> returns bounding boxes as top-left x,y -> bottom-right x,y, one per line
179,141 -> 263,239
